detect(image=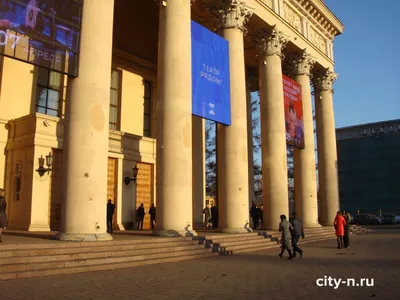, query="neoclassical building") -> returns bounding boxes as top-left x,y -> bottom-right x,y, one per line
0,0 -> 343,240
